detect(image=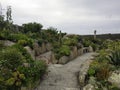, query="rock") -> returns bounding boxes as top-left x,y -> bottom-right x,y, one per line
88,77 -> 96,85
3,40 -> 15,46
33,43 -> 41,56
41,43 -> 46,53
46,43 -> 52,51
24,46 -> 35,60
59,56 -> 69,64
79,71 -> 87,87
77,43 -> 83,49
108,70 -> 120,88
23,63 -> 30,67
78,48 -> 83,56
79,60 -> 93,87
69,46 -> 78,60
88,46 -> 93,52
83,84 -> 95,90
51,52 -> 57,64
